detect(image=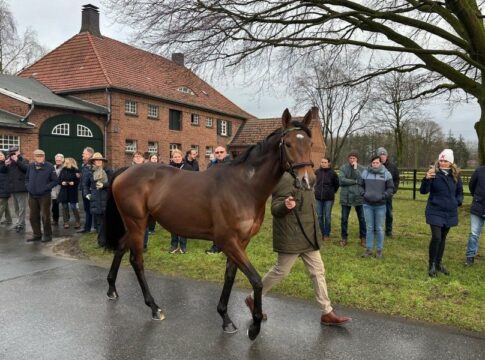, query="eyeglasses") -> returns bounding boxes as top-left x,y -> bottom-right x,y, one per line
214,151 -> 225,154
